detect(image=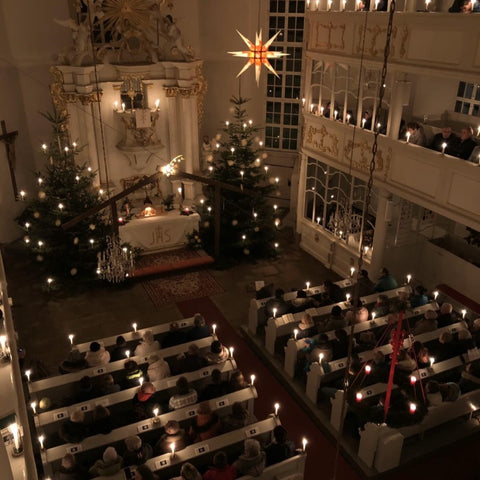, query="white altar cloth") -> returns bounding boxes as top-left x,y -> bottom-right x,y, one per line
119,211 -> 200,252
